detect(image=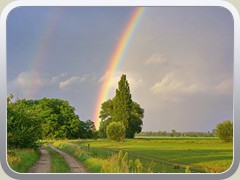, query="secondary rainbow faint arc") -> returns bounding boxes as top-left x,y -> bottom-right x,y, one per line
93,7 -> 145,129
